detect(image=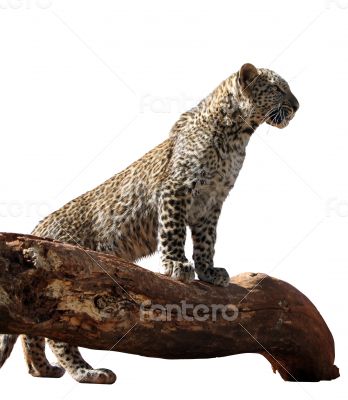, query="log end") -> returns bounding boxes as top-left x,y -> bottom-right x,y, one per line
233,272 -> 340,382
262,351 -> 340,382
